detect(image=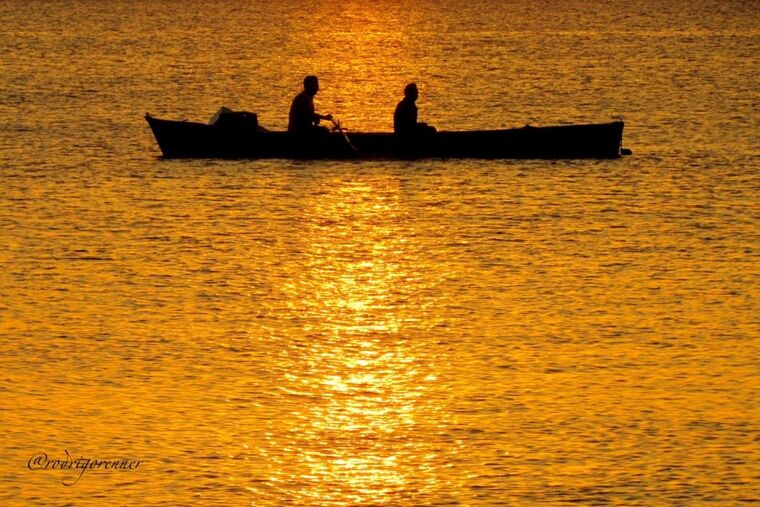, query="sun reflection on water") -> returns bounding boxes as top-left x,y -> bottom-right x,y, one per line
258,173 -> 448,505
